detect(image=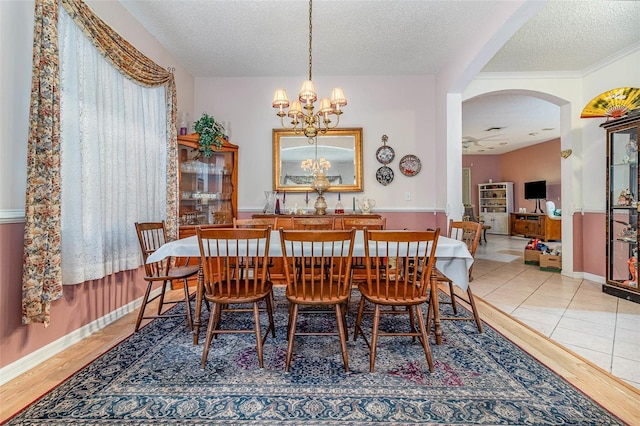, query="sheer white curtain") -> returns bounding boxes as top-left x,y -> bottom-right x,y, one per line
58,7 -> 167,285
